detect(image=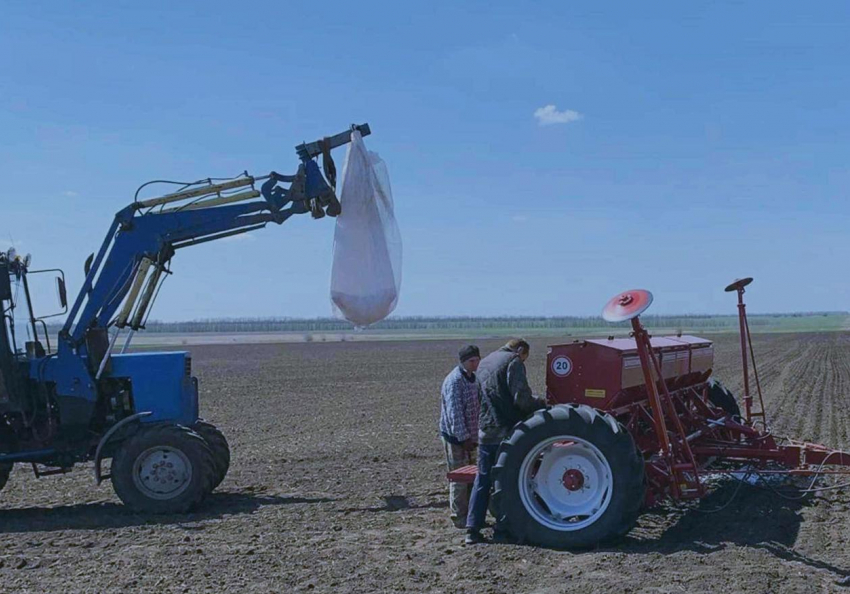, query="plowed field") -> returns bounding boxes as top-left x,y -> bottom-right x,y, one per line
2,332 -> 850,593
